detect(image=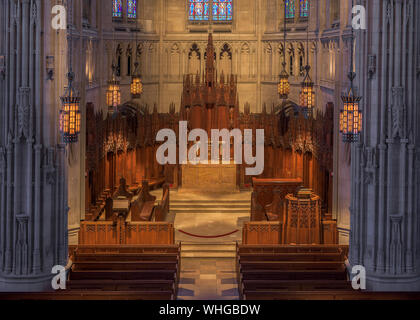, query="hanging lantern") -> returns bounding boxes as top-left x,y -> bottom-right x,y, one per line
60,72 -> 81,144
340,83 -> 362,143
299,65 -> 315,117
130,62 -> 143,98
278,63 -> 290,99
106,79 -> 121,109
